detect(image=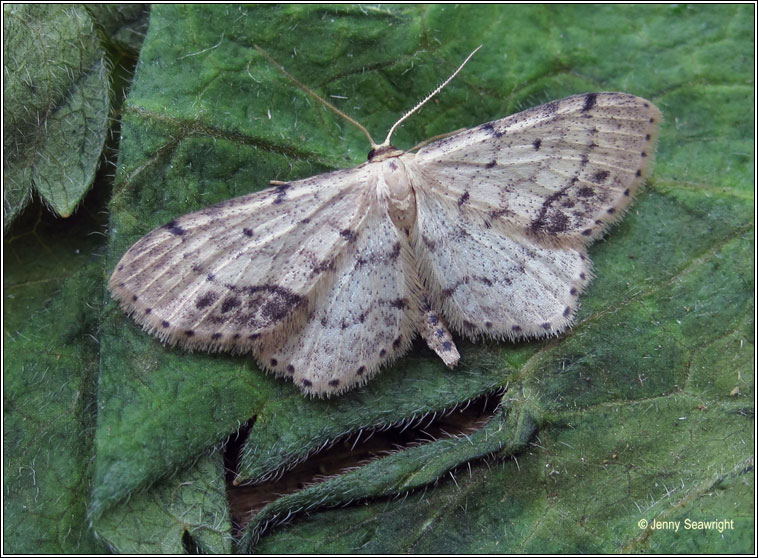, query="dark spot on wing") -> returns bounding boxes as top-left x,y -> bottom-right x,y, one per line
389,242 -> 401,261
273,183 -> 291,205
239,285 -> 305,323
592,170 -> 610,183
533,139 -> 542,151
196,291 -> 219,309
328,379 -> 340,387
163,220 -> 185,236
577,187 -> 594,198
482,122 -> 505,138
357,365 -> 366,375
457,191 -> 470,207
221,296 -> 240,313
485,160 -> 496,169
243,228 -> 254,237
340,229 -> 357,242
582,93 -> 597,112
531,206 -> 569,234
389,298 -> 408,309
